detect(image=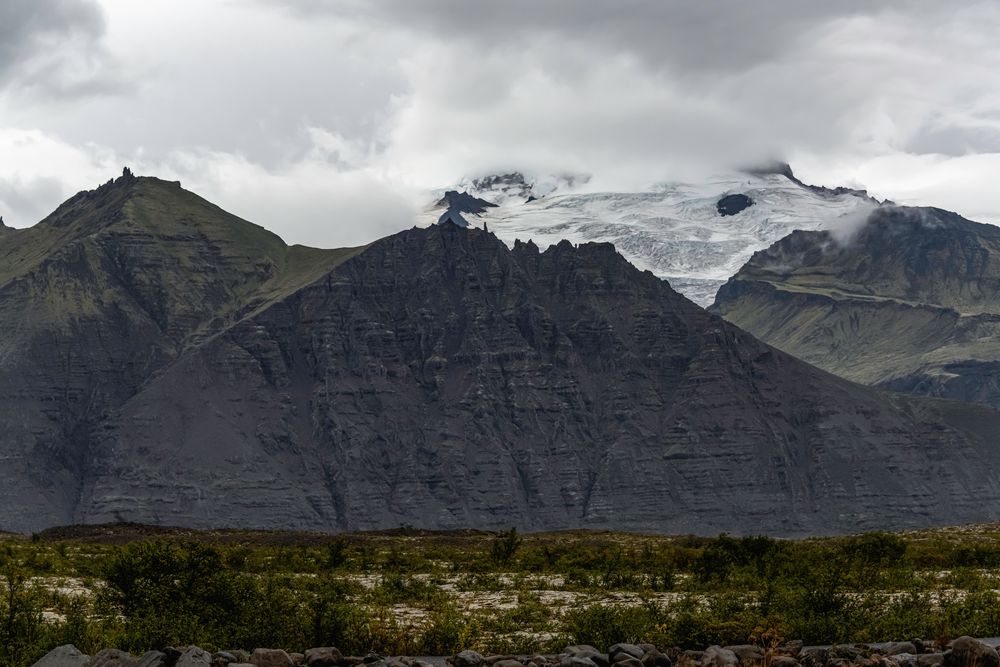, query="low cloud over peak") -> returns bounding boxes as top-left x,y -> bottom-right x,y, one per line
4,1 -> 1000,243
